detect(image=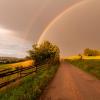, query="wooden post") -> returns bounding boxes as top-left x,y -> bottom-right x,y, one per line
19,66 -> 22,78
